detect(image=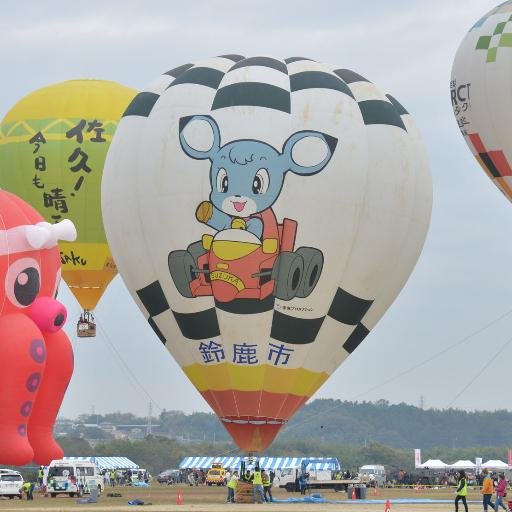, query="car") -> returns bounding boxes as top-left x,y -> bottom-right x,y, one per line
157,469 -> 180,485
206,465 -> 227,486
169,218 -> 323,303
0,469 -> 23,499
